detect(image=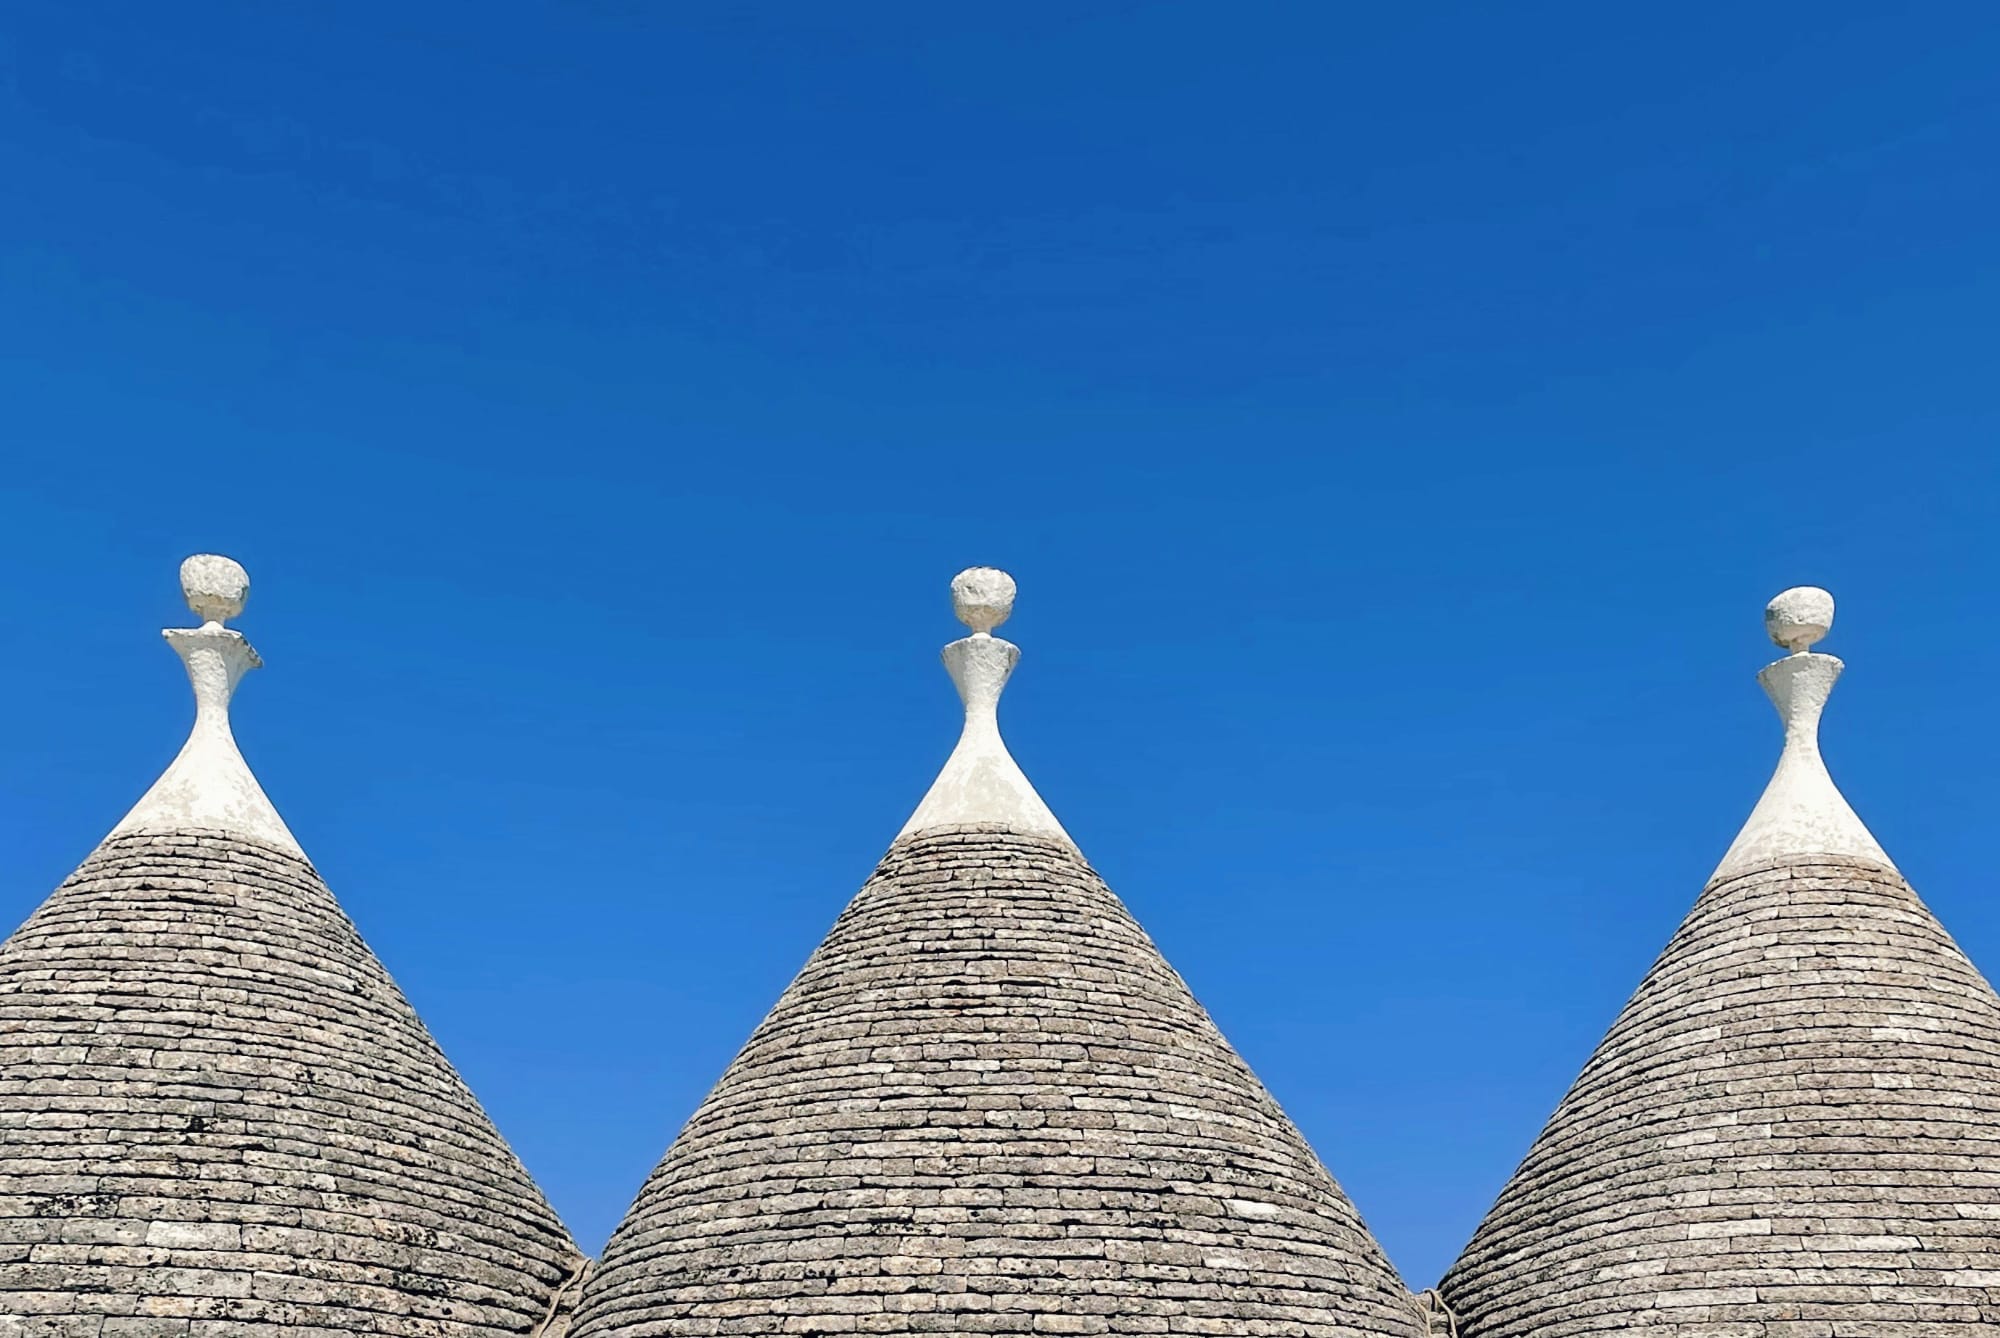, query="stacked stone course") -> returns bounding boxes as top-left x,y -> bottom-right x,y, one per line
572,825 -> 1422,1337
0,829 -> 584,1337
1441,855 -> 2000,1335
